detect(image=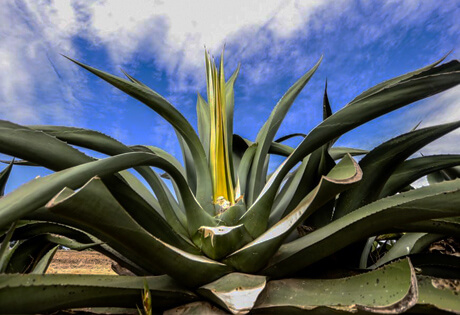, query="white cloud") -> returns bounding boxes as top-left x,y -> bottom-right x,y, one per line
0,0 -> 85,124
